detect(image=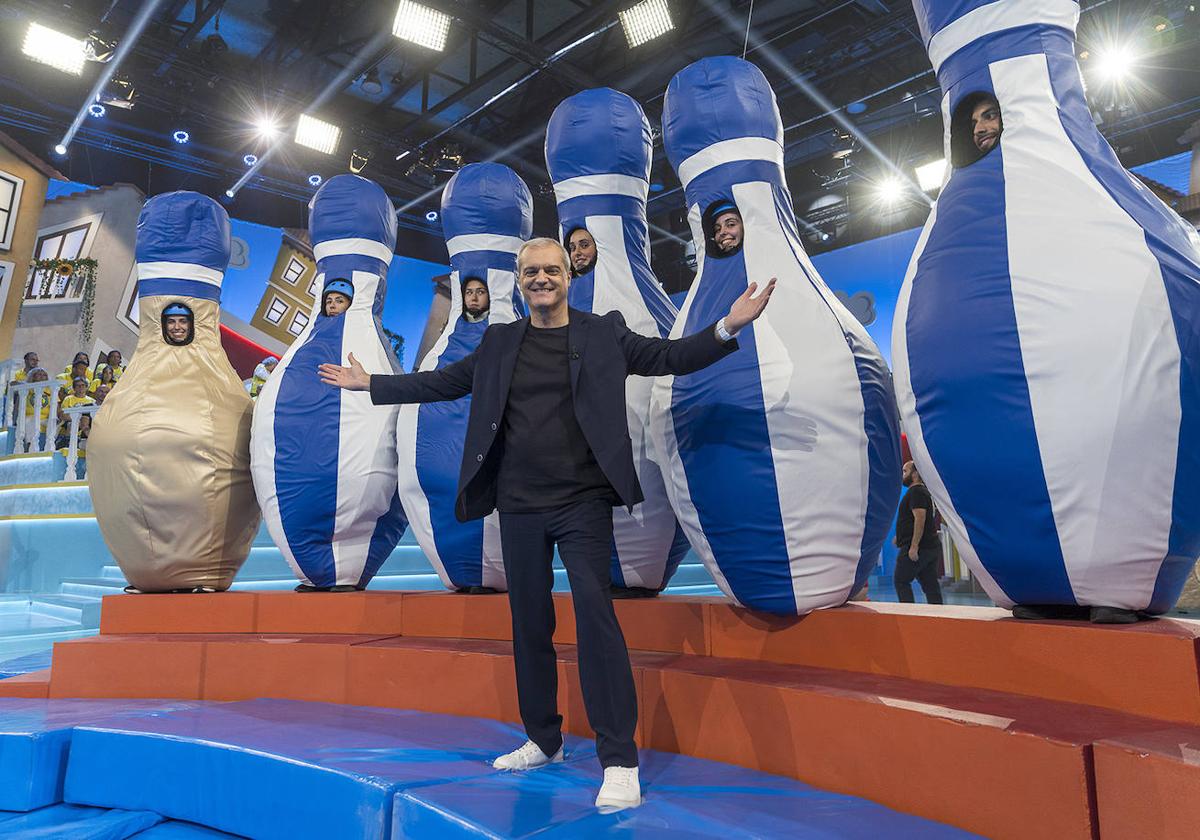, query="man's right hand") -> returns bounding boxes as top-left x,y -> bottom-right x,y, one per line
318,352 -> 371,391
